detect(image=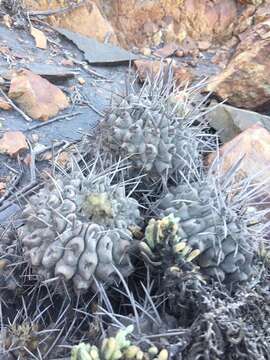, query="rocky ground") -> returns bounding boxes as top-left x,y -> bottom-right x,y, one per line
0,1 -> 270,360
